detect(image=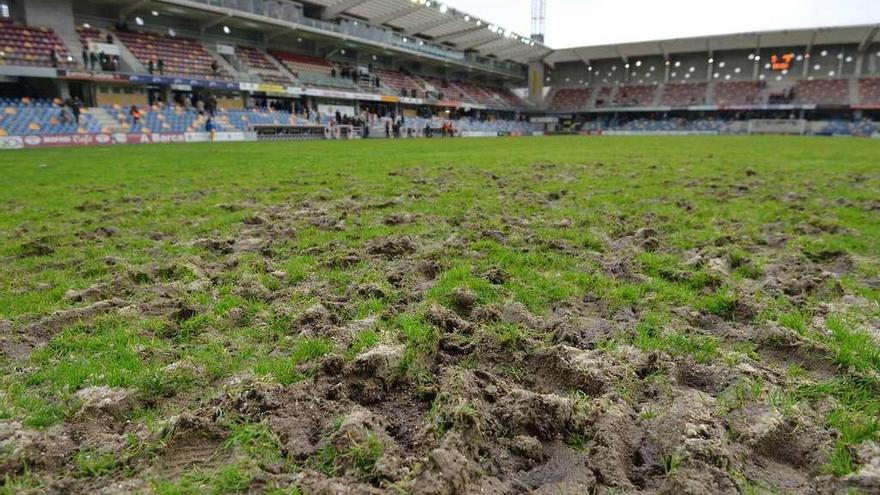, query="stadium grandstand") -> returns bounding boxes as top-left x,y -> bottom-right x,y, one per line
0,0 -> 876,148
